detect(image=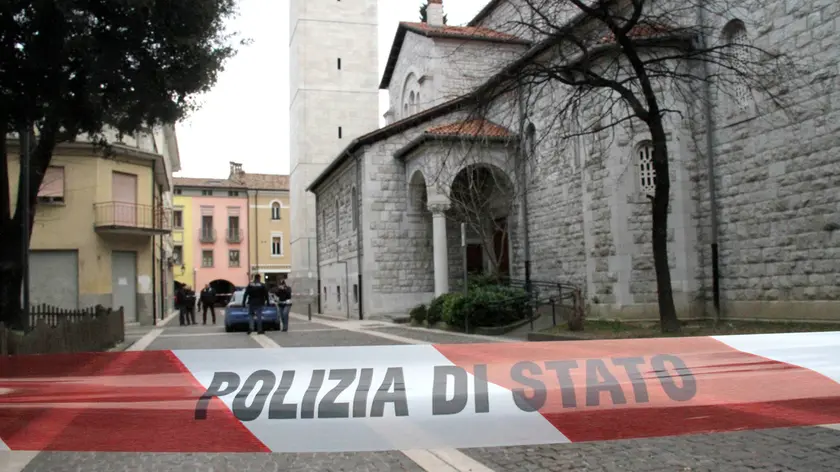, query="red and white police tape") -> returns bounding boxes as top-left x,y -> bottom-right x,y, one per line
1,331 -> 839,453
